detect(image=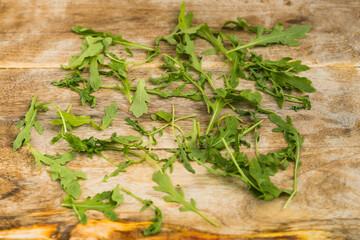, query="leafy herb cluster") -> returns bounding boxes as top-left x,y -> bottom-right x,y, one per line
13,2 -> 315,235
